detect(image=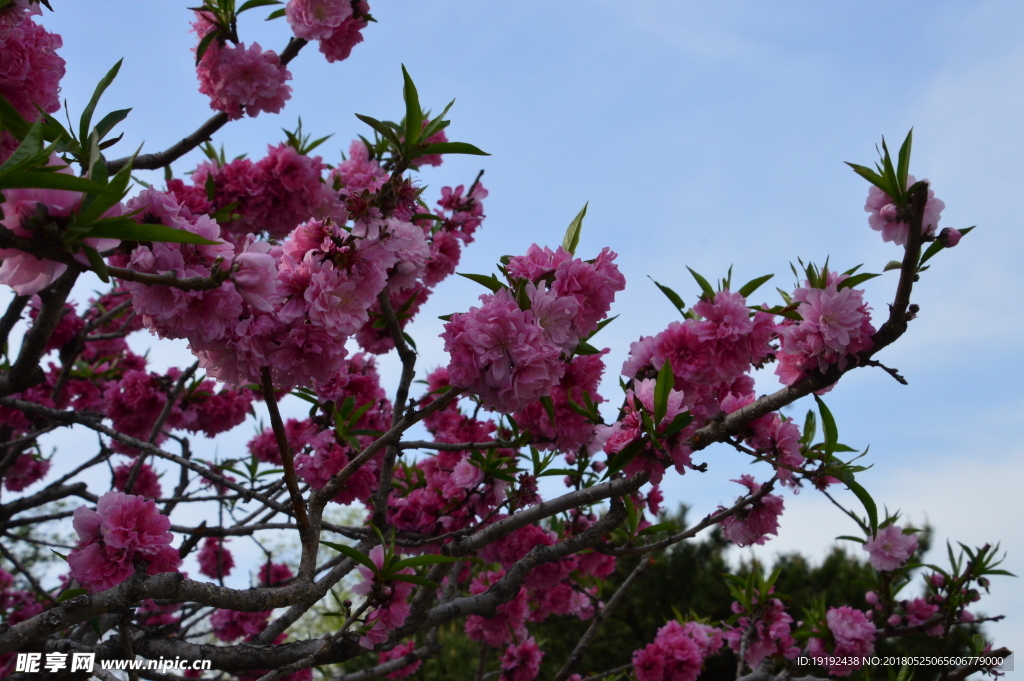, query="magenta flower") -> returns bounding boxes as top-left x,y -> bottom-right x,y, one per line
209,608 -> 271,642
500,637 -> 544,681
353,546 -> 415,649
863,524 -> 918,571
442,289 -> 564,413
112,462 -> 162,500
68,491 -> 181,593
377,641 -> 422,679
197,537 -> 235,579
633,620 -> 723,681
2,453 -> 50,492
317,1 -> 370,63
285,0 -> 353,40
806,606 -> 876,676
